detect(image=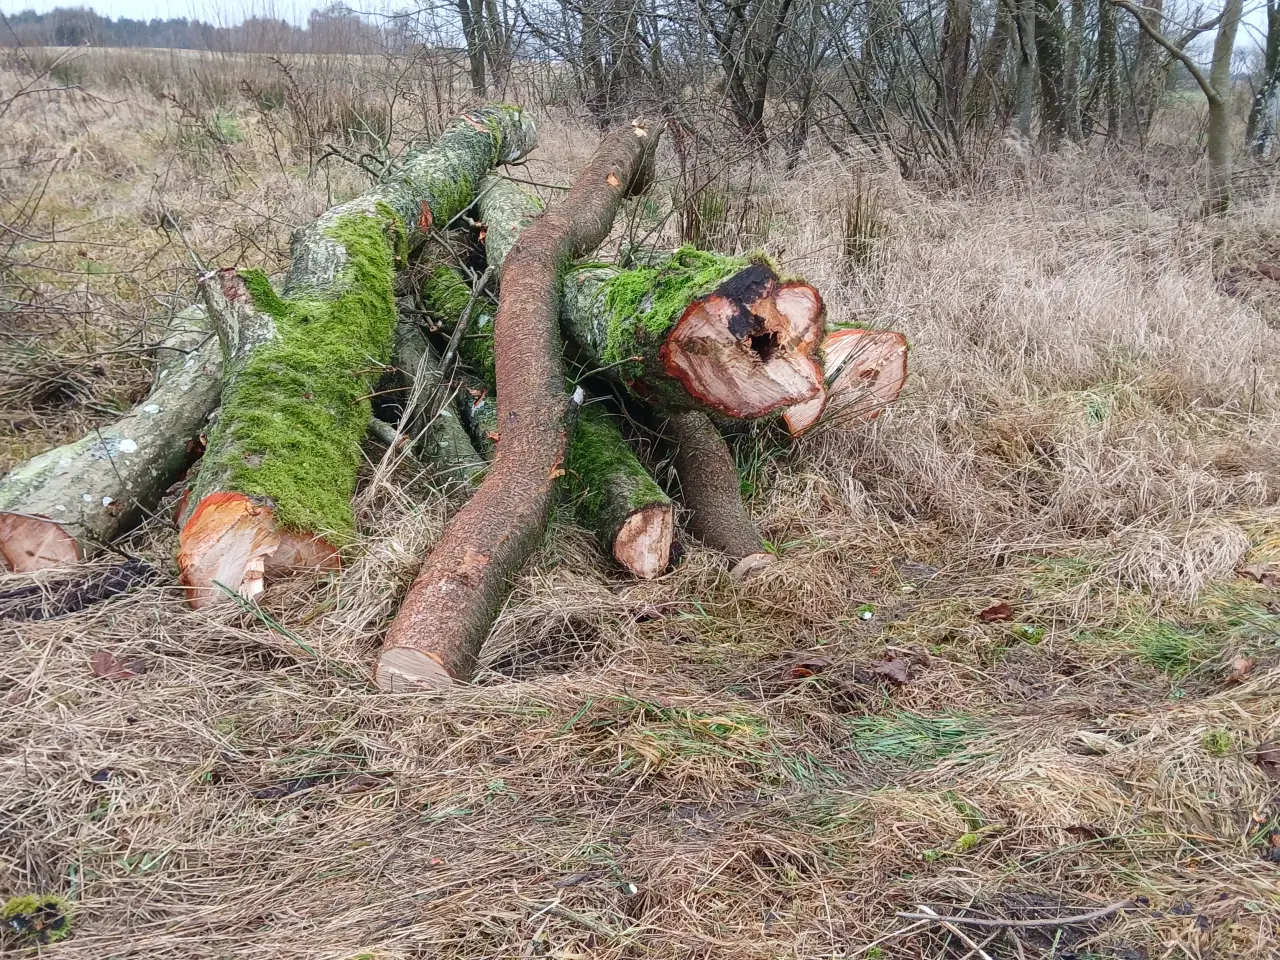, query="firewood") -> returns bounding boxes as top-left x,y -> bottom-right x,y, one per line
375,120 -> 658,691
176,105 -> 537,607
0,306 -> 220,571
